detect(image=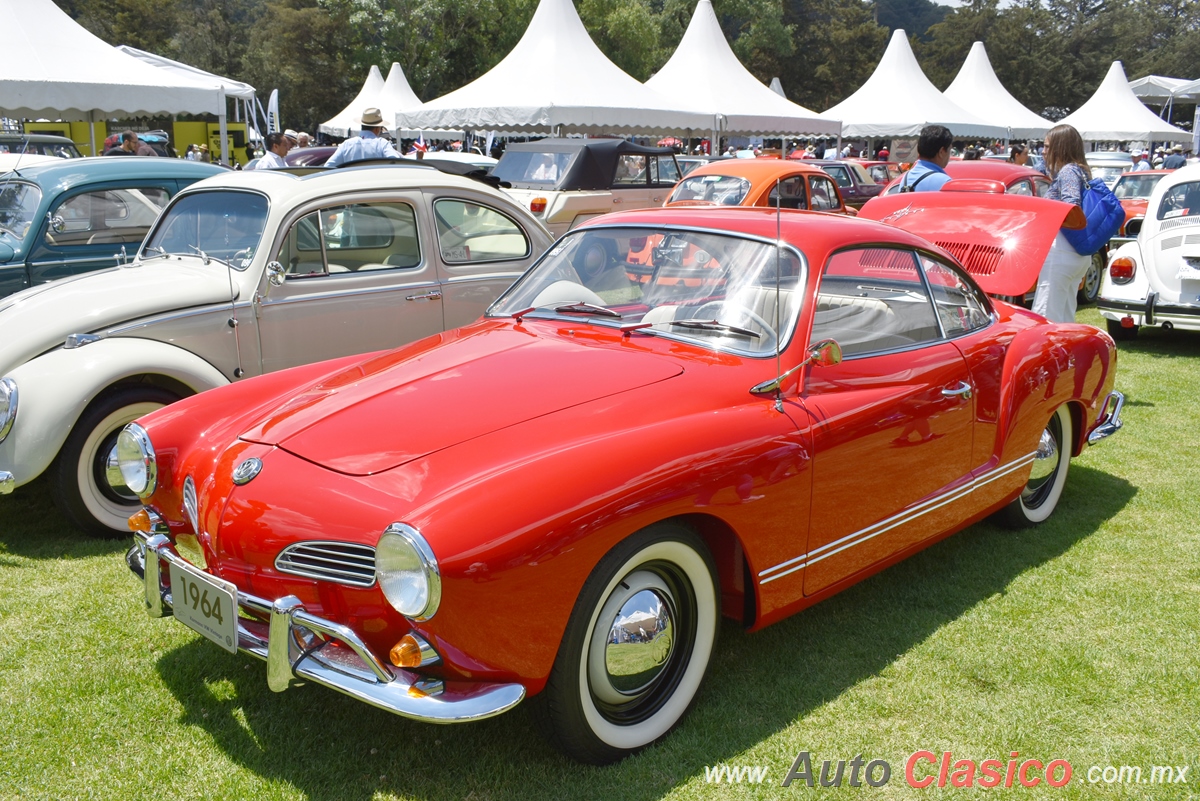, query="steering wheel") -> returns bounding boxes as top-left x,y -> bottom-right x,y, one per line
694,300 -> 778,348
